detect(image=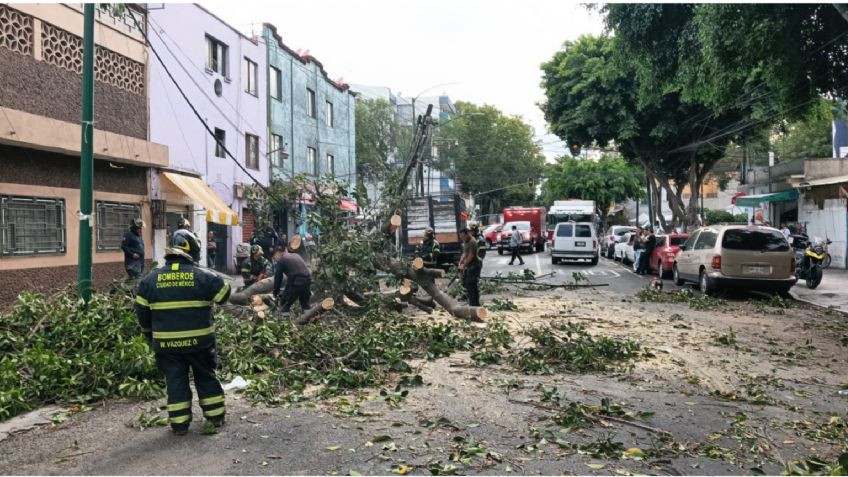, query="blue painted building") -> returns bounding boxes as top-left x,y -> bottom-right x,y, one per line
262,24 -> 357,236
